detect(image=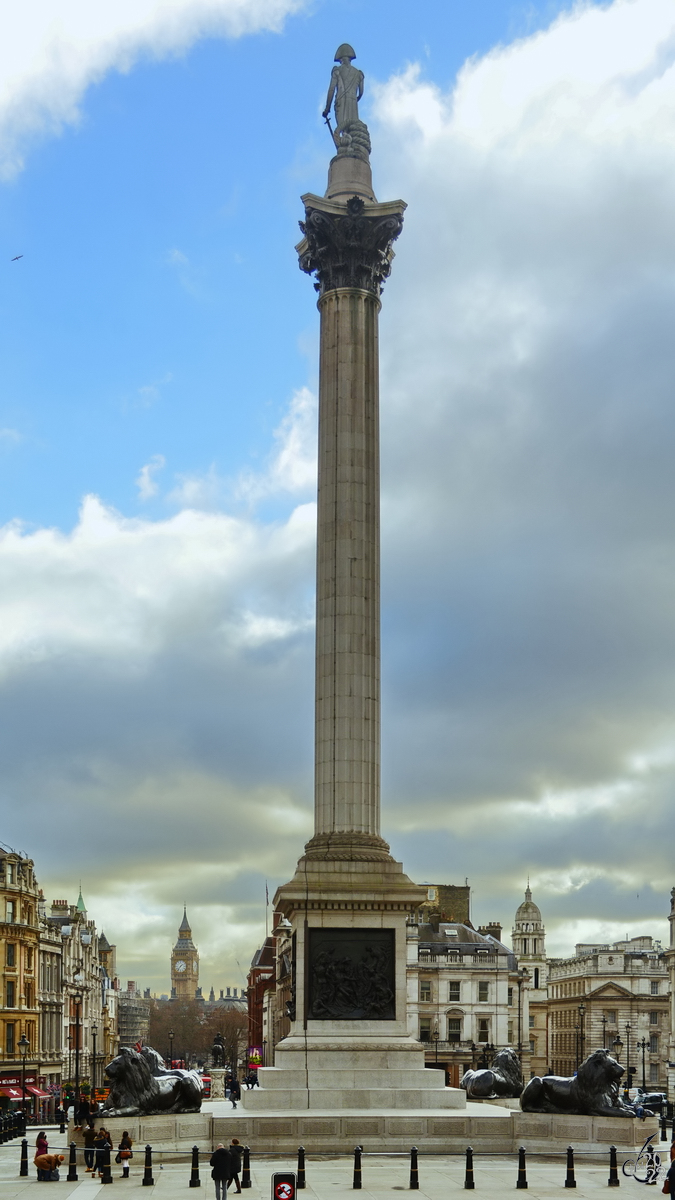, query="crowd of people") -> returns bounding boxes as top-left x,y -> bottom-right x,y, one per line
32,1120 -> 134,1181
